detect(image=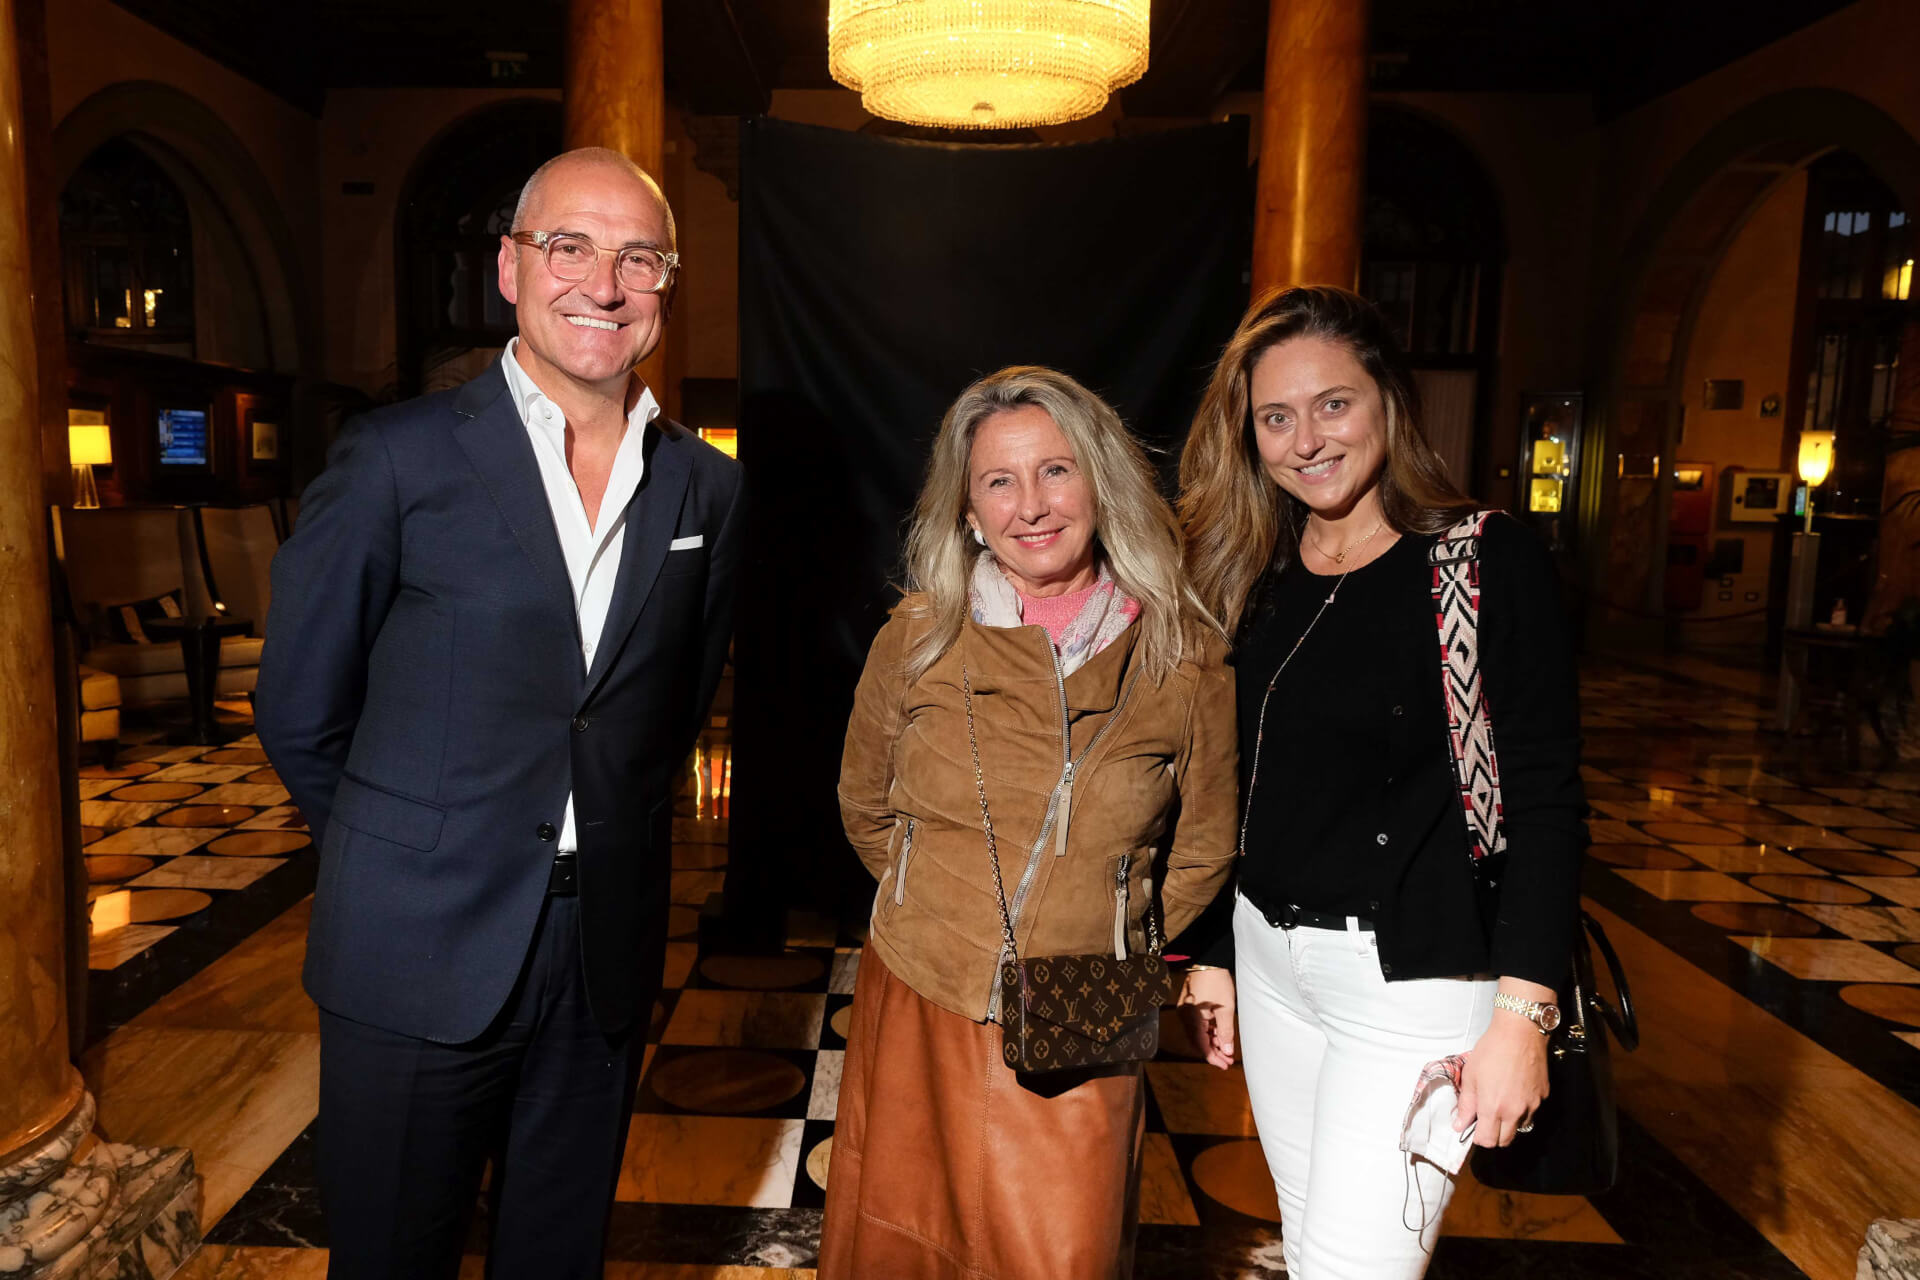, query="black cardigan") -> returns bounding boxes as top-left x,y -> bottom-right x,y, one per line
1183,514 -> 1587,991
